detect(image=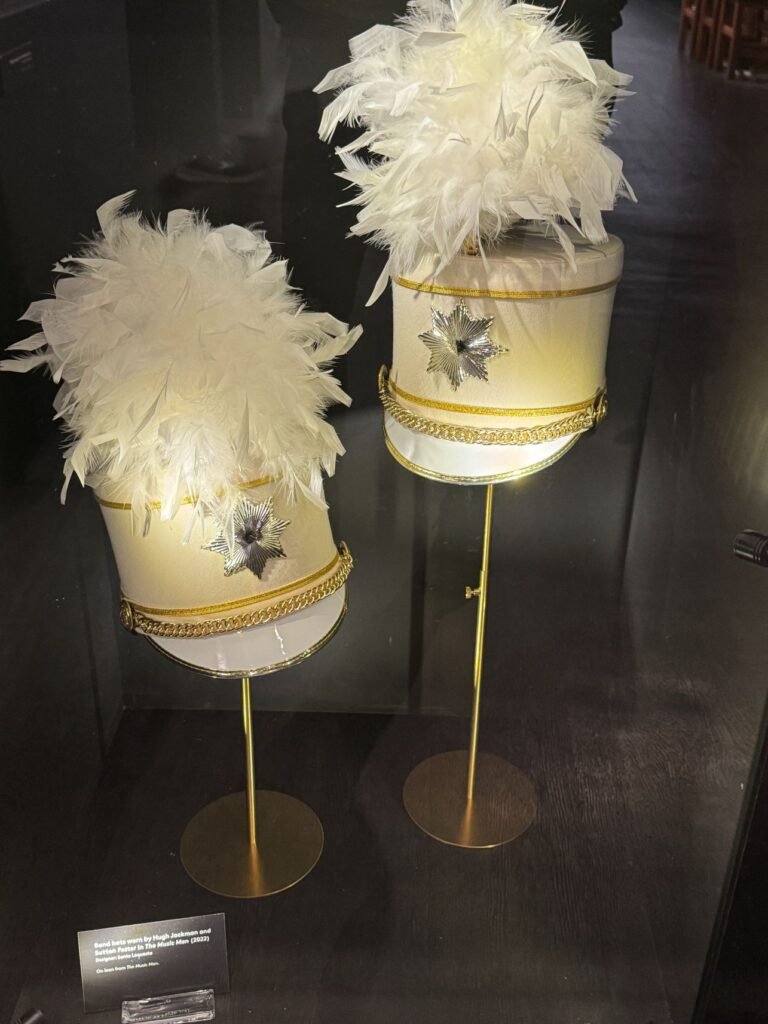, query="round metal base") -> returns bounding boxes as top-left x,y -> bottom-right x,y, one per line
180,790 -> 323,898
403,751 -> 536,849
